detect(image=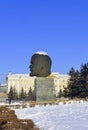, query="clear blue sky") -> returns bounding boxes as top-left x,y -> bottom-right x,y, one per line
0,0 -> 88,83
